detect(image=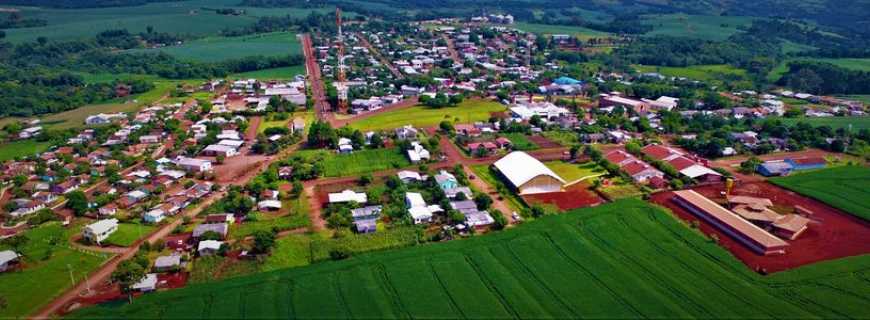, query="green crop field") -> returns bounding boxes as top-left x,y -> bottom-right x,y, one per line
351,99 -> 507,131
1,0 -> 330,43
770,166 -> 870,221
768,58 -> 870,81
641,14 -> 756,41
295,148 -> 411,177
779,116 -> 870,130
634,64 -> 748,82
0,222 -> 111,318
230,65 -> 307,80
0,139 -> 53,162
102,223 -> 156,247
70,199 -> 870,319
129,32 -> 302,63
545,161 -> 606,184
